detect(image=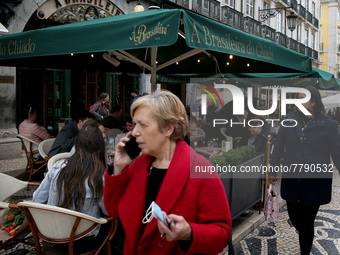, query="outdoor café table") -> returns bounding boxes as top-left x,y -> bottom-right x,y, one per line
190,135 -> 204,142
195,147 -> 221,158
